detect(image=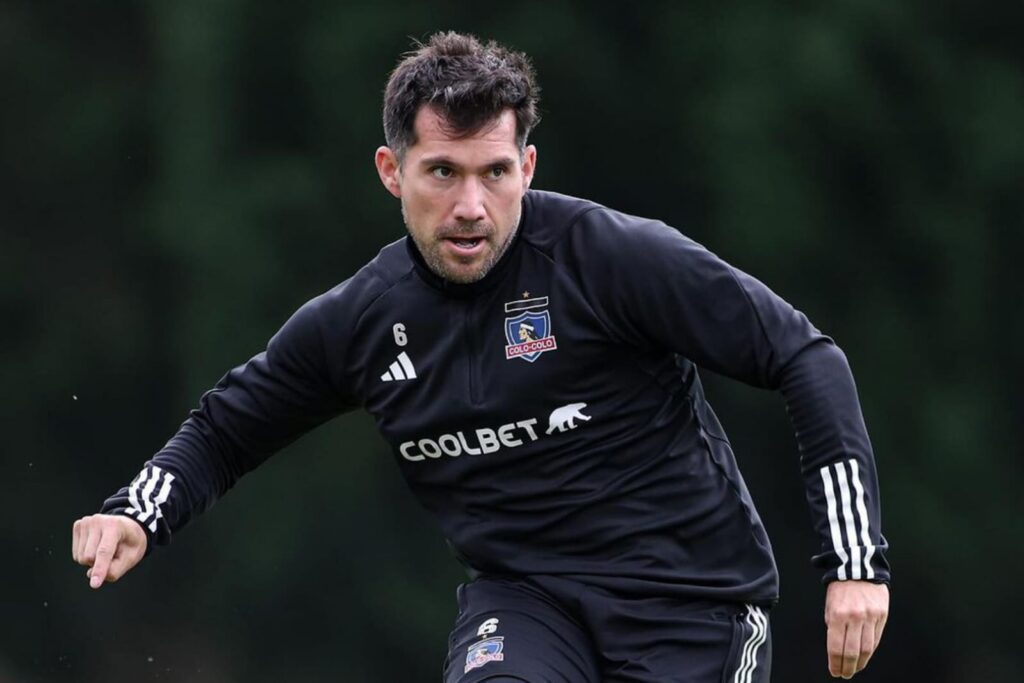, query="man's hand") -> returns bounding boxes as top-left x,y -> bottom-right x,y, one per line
72,514 -> 148,589
825,580 -> 889,678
